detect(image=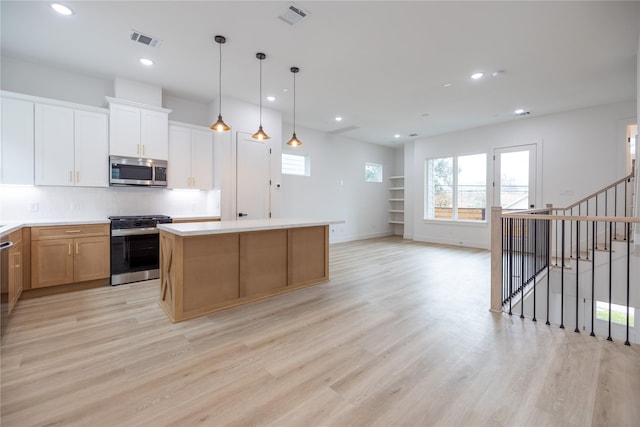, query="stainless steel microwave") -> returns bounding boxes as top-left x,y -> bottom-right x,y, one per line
109,156 -> 168,187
